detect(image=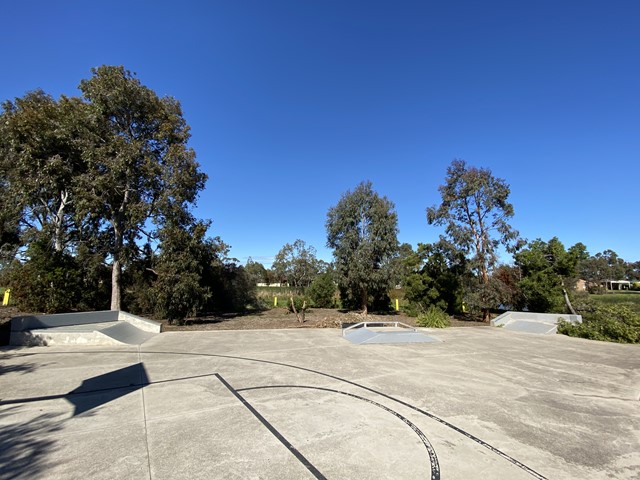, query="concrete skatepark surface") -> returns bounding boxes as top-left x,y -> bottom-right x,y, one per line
0,327 -> 638,479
